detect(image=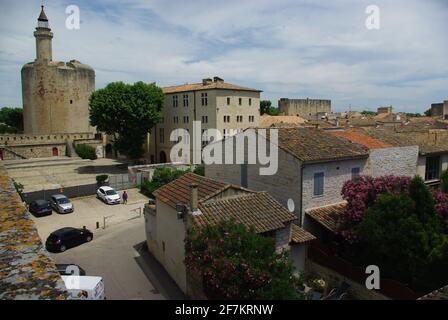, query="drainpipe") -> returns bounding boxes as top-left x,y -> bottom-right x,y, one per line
300,162 -> 305,227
